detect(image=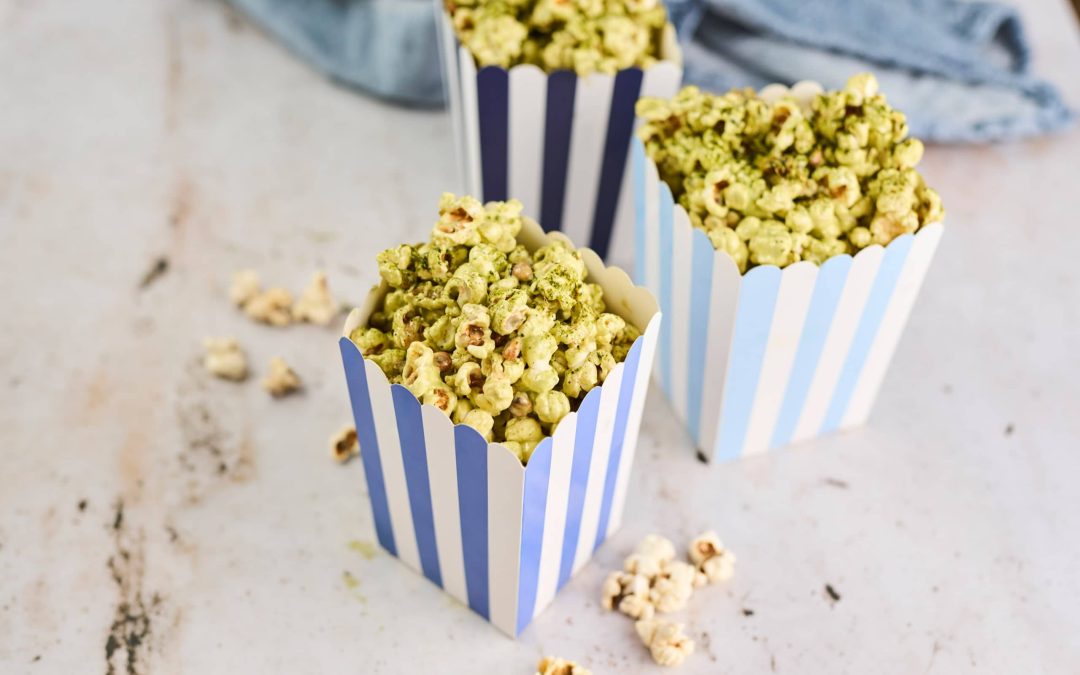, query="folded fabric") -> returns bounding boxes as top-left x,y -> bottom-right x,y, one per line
228,0 -> 1073,142
229,0 -> 445,107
